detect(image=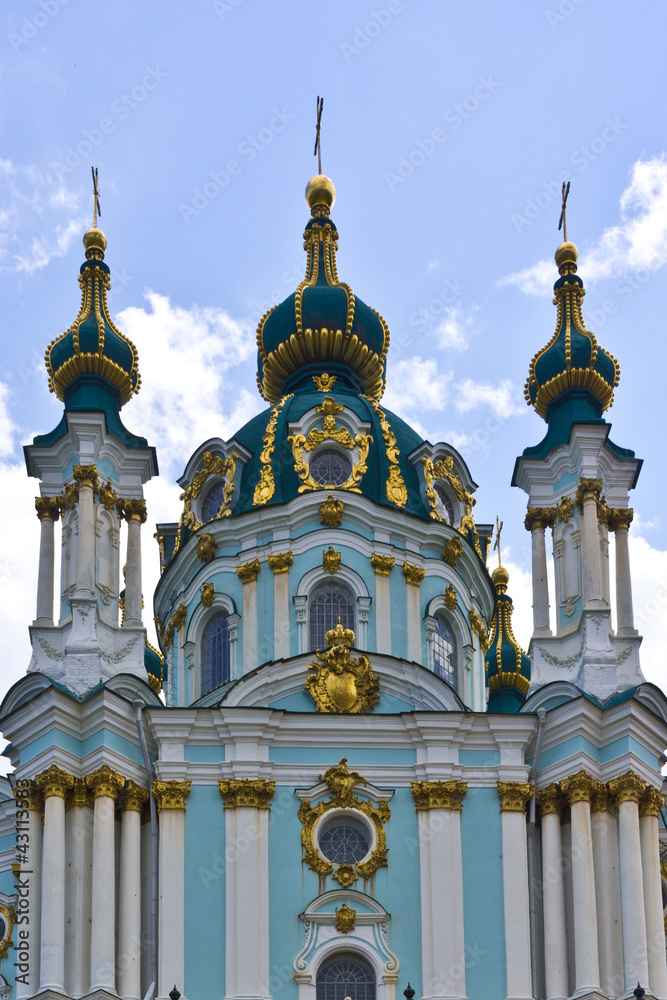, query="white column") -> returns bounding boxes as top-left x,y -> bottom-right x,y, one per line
537,787 -> 568,1000
639,787 -> 667,998
560,770 -> 601,995
14,781 -> 43,998
74,466 -> 97,597
413,781 -> 467,1000
525,509 -> 553,635
36,765 -> 74,993
609,772 -> 650,992
293,595 -> 307,653
590,789 -> 623,998
154,780 -> 191,999
269,553 -> 292,659
371,555 -> 394,654
220,778 -> 274,1000
122,501 -> 146,627
238,560 -> 260,671
119,782 -> 148,1000
87,765 -> 125,993
578,481 -> 604,608
35,498 -> 59,624
610,511 -> 636,635
403,563 -> 424,663
497,782 -> 533,1000
65,780 -> 93,998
